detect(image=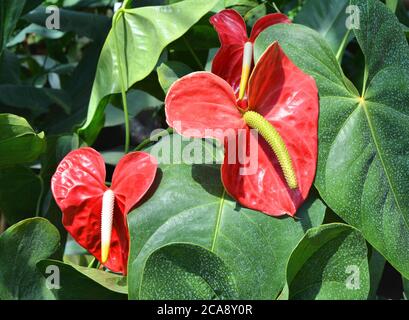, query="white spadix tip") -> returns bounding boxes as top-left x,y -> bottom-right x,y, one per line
101,189 -> 115,264
239,42 -> 253,100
